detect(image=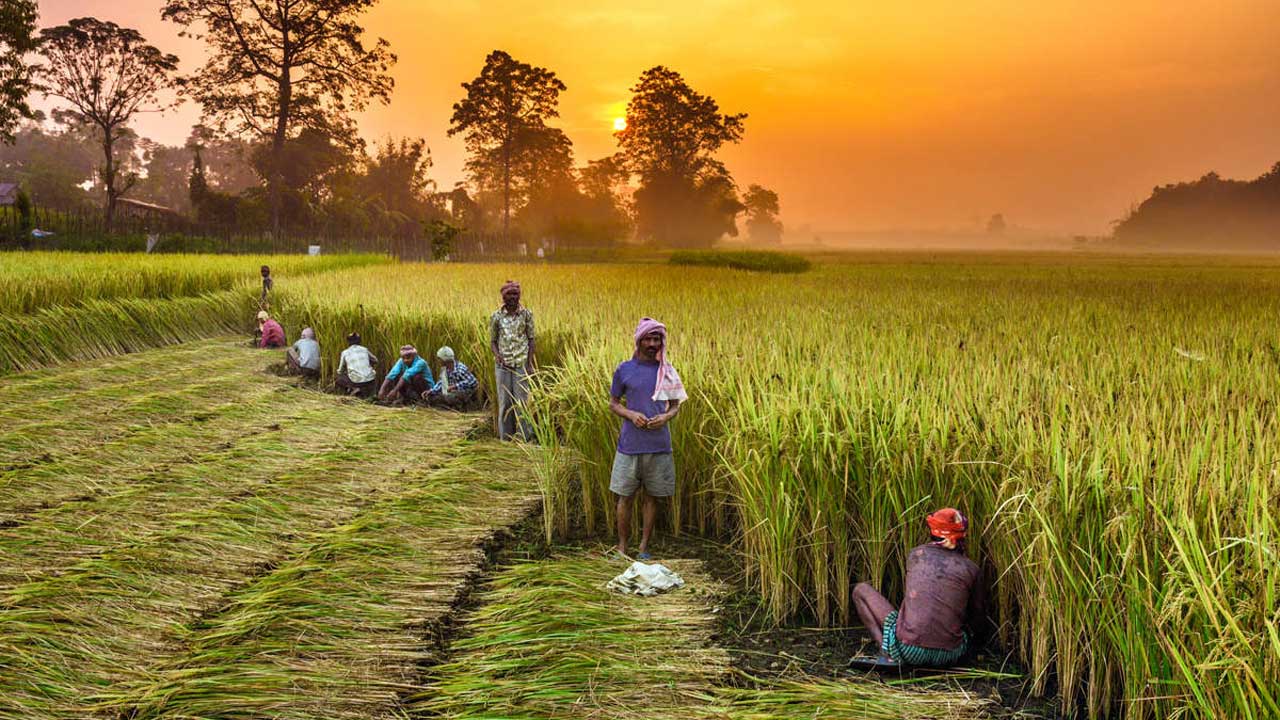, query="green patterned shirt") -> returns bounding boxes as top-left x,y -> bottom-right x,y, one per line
490,306 -> 535,368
